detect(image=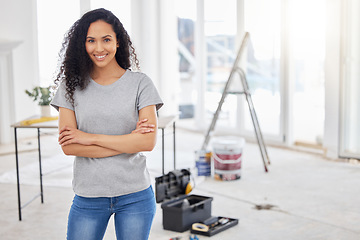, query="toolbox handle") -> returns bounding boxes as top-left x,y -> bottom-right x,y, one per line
169,170 -> 182,183
192,203 -> 204,212
169,170 -> 190,193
